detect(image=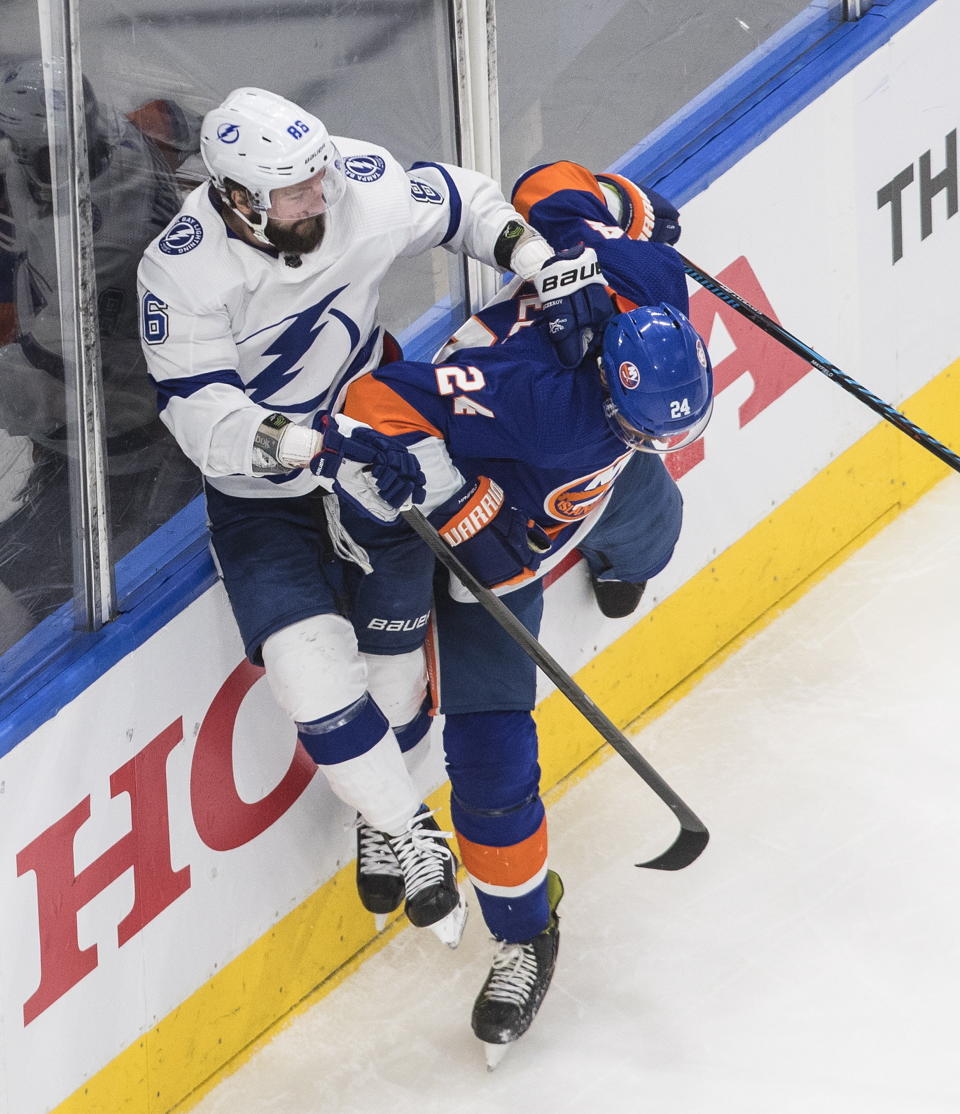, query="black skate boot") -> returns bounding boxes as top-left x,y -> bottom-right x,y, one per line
384,806 -> 467,948
355,816 -> 404,930
589,571 -> 647,618
472,870 -> 564,1069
